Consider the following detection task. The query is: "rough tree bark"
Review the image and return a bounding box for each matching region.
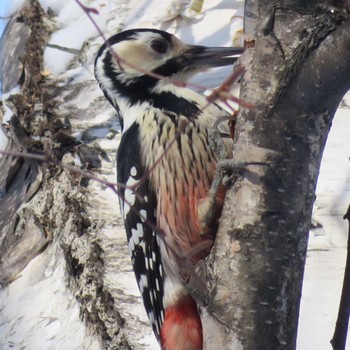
[199,1,350,350]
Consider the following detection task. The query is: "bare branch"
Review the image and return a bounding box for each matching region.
[0,148,161,234]
[331,204,350,350]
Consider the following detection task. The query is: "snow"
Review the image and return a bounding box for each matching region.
[298,107,350,350]
[1,0,25,17]
[39,0,76,13]
[125,0,243,47]
[0,244,100,350]
[315,108,350,216]
[43,0,111,75]
[0,0,349,349]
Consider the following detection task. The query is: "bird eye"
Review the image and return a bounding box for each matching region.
[150,40,168,54]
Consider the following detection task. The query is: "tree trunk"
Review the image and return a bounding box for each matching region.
[0,0,152,349]
[201,2,350,349]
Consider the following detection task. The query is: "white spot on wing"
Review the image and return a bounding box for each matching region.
[130,166,137,176]
[119,197,125,219]
[139,241,146,251]
[140,209,147,222]
[128,236,135,252]
[155,320,160,335]
[124,189,135,214]
[148,311,155,328]
[131,223,143,246]
[149,256,153,270]
[138,274,148,293]
[128,223,144,253]
[123,176,138,215]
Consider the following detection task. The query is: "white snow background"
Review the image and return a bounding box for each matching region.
[0,0,349,349]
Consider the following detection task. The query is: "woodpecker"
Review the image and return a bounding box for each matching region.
[94,28,243,350]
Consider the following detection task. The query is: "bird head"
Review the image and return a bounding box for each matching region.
[95,28,242,79]
[94,28,243,110]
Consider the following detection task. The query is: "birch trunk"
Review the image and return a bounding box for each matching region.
[201,2,350,349]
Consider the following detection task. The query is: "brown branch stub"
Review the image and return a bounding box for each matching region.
[343,204,350,222]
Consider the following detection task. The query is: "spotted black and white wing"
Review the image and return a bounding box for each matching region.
[117,122,165,340]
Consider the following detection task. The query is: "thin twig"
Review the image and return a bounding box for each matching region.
[0,149,122,188]
[331,204,350,350]
[0,148,161,234]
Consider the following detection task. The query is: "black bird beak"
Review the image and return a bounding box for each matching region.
[184,45,244,68]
